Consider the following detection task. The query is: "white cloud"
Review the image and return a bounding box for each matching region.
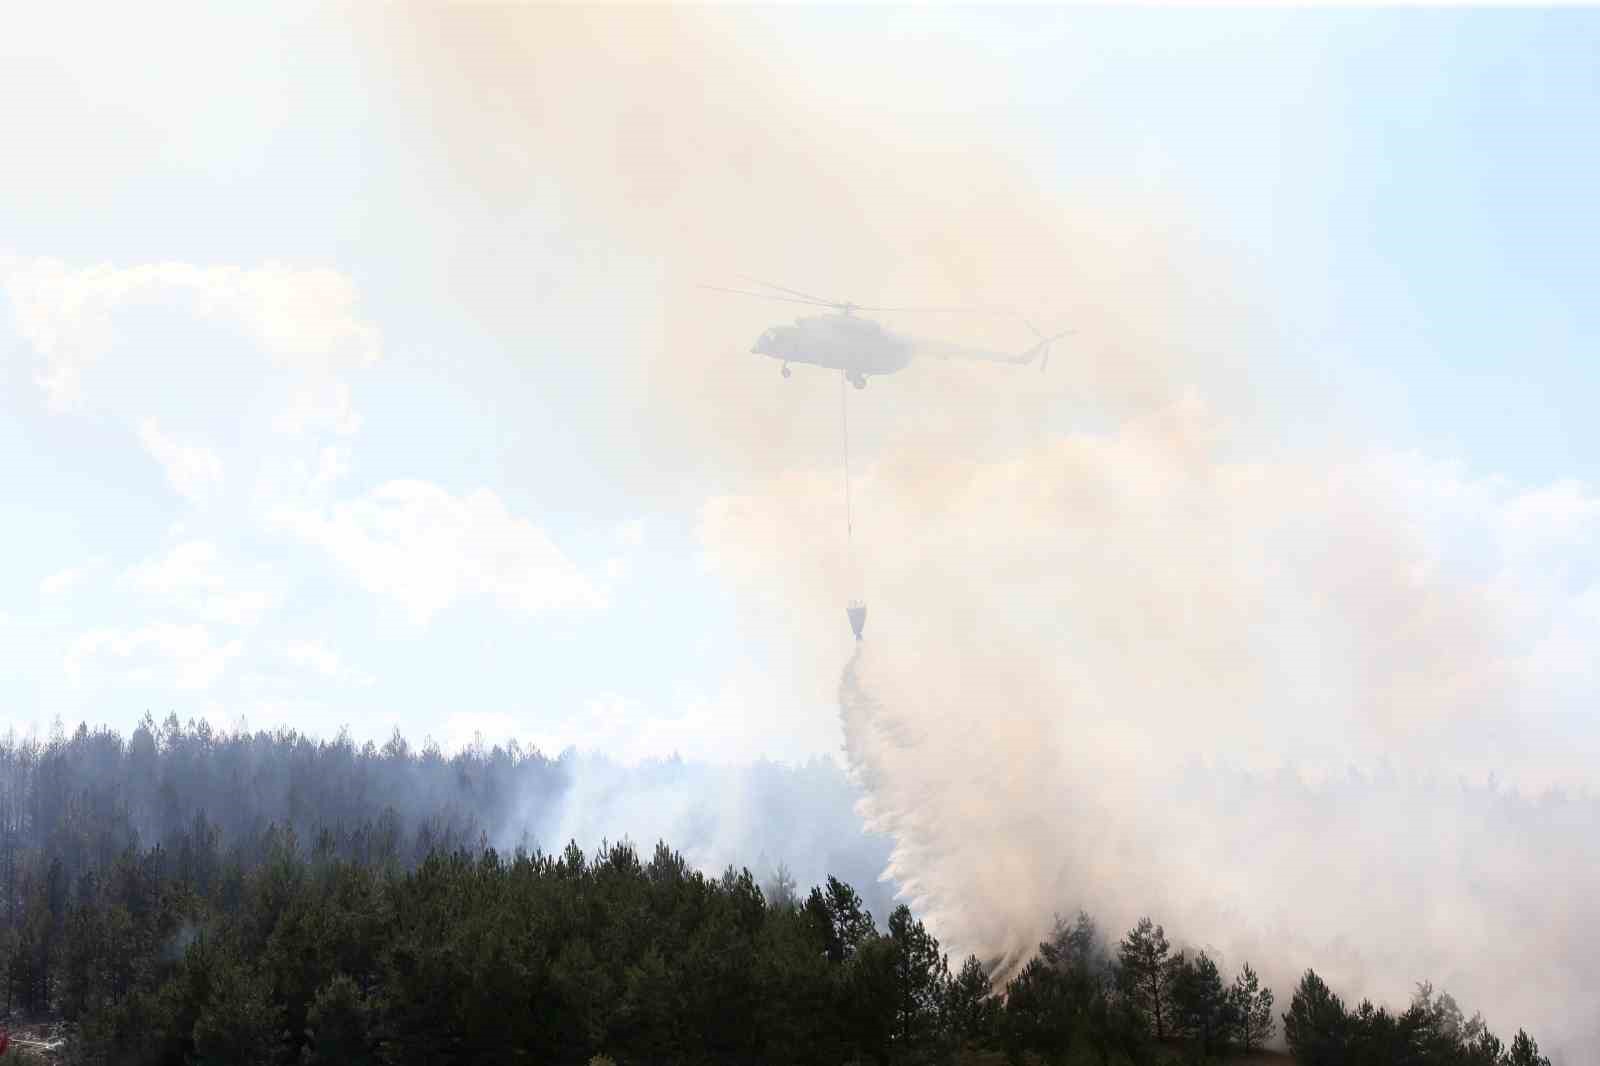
[251,445,356,518]
[485,672,794,766]
[615,518,646,548]
[232,642,376,725]
[274,380,363,438]
[282,639,375,688]
[283,639,340,676]
[451,698,659,762]
[39,558,107,602]
[2,256,380,410]
[441,711,525,755]
[590,690,728,765]
[603,518,647,583]
[124,540,281,625]
[272,479,605,624]
[137,418,225,503]
[311,446,354,491]
[64,622,242,691]
[545,693,660,759]
[1498,477,1600,553]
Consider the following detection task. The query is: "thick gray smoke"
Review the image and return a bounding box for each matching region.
[355,7,1600,1059]
[840,637,1600,1062]
[810,418,1600,1061]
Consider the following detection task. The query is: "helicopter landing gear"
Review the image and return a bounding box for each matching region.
[781,363,791,379]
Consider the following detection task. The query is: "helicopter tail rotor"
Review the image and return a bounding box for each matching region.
[1018,318,1071,372]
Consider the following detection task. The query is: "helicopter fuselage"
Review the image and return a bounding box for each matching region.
[751,313,914,387]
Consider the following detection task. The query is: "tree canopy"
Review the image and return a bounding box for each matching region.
[0,719,1560,1066]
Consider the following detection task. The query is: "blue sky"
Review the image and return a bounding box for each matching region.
[2,6,1596,766]
[915,8,1600,477]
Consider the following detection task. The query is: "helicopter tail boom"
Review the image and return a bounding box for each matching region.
[913,328,1071,368]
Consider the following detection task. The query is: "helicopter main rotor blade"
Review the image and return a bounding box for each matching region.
[713,276,1022,317]
[853,303,990,313]
[733,275,843,307]
[735,277,984,315]
[699,285,836,308]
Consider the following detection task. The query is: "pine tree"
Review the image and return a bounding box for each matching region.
[806,876,875,964]
[764,862,799,911]
[1163,949,1195,1040]
[617,946,678,1061]
[1002,955,1073,1066]
[1117,917,1172,1040]
[191,956,285,1066]
[1507,1029,1552,1066]
[301,974,373,1066]
[1283,969,1348,1066]
[0,717,1569,1066]
[844,932,900,1065]
[1230,962,1275,1052]
[1181,951,1231,1055]
[1465,1028,1506,1066]
[753,905,836,1064]
[887,904,949,1056]
[1040,910,1100,975]
[946,955,996,1048]
[62,902,102,1020]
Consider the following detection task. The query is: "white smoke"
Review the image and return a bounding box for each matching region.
[355,7,1600,1058]
[800,407,1600,1060]
[507,750,899,921]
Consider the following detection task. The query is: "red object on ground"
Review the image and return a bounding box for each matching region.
[0,1027,10,1054]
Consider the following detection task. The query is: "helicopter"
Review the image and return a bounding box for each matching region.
[703,278,1069,389]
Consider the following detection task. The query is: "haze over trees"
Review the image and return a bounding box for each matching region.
[0,712,896,924]
[1282,973,1552,1066]
[0,718,1559,1065]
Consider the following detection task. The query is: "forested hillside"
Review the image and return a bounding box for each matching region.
[0,714,896,924]
[0,719,1558,1065]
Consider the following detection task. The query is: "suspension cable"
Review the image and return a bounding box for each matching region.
[840,369,853,540]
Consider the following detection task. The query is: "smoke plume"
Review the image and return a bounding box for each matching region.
[357,7,1600,1059]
